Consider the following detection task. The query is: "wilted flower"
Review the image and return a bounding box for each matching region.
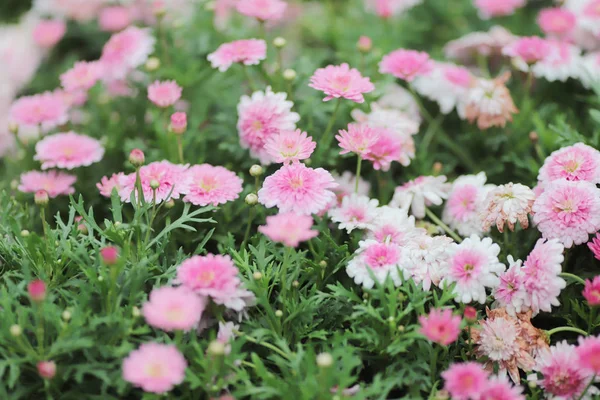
[464,73,518,130]
[391,175,450,219]
[480,183,535,233]
[444,26,517,64]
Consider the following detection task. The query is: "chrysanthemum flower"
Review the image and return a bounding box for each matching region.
[464,73,518,130]
[403,234,453,290]
[208,39,267,72]
[481,183,535,233]
[118,161,188,204]
[363,126,415,170]
[391,175,450,219]
[309,63,375,104]
[100,26,155,81]
[493,257,527,315]
[367,206,425,244]
[237,87,300,164]
[33,20,66,48]
[579,0,600,37]
[142,286,206,332]
[538,143,600,185]
[379,49,433,81]
[502,36,551,66]
[19,170,76,198]
[577,336,600,375]
[346,239,404,289]
[236,0,287,21]
[264,129,316,164]
[443,235,505,304]
[258,212,319,247]
[98,6,131,32]
[258,162,337,215]
[34,132,104,170]
[60,61,103,92]
[531,41,582,82]
[537,8,577,37]
[180,164,243,206]
[147,80,182,108]
[441,362,489,400]
[122,343,187,394]
[10,91,69,130]
[412,62,473,115]
[443,172,493,237]
[474,0,526,19]
[583,276,600,306]
[329,194,379,233]
[418,308,461,346]
[444,26,517,64]
[97,173,124,197]
[532,179,600,248]
[336,123,379,157]
[483,375,525,400]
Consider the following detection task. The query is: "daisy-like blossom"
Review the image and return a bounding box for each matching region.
[346,239,404,289]
[481,375,525,400]
[33,19,66,48]
[100,26,155,81]
[10,91,69,130]
[336,123,379,156]
[481,183,535,233]
[258,212,319,247]
[236,0,287,21]
[474,0,526,19]
[237,87,299,164]
[583,276,600,306]
[379,49,433,81]
[532,41,583,82]
[418,308,462,346]
[34,132,104,170]
[367,206,425,246]
[147,80,182,108]
[207,39,267,72]
[332,171,370,204]
[537,8,577,37]
[464,73,519,130]
[441,362,489,400]
[180,164,243,206]
[537,143,600,186]
[217,321,238,354]
[443,235,505,304]
[364,0,423,18]
[308,63,375,104]
[19,170,76,198]
[532,179,600,248]
[443,172,493,237]
[97,173,124,197]
[412,63,473,115]
[493,257,527,315]
[578,0,600,37]
[142,286,206,332]
[577,336,600,374]
[329,194,379,233]
[122,343,187,394]
[403,234,453,290]
[502,36,551,67]
[60,61,103,92]
[363,126,415,170]
[579,52,600,89]
[391,175,450,219]
[351,103,420,137]
[258,162,337,215]
[264,129,316,164]
[375,83,422,123]
[118,161,188,204]
[444,26,517,64]
[98,6,131,32]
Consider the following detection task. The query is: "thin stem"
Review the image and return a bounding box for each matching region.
[588,307,597,333]
[546,326,588,337]
[429,346,438,385]
[135,168,144,208]
[525,70,534,95]
[176,136,184,164]
[40,207,48,238]
[36,304,45,355]
[157,16,172,66]
[355,157,363,193]
[241,207,255,249]
[425,207,462,243]
[559,272,586,286]
[243,65,258,92]
[320,98,343,154]
[576,374,596,400]
[144,189,158,245]
[238,333,291,360]
[280,246,293,299]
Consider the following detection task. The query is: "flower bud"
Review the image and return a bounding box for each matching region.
[37,361,56,379]
[132,306,141,317]
[434,390,450,400]
[28,279,46,303]
[316,352,333,368]
[357,36,372,52]
[62,310,72,321]
[319,260,327,268]
[253,271,263,280]
[99,246,119,266]
[432,162,443,174]
[397,325,405,332]
[292,280,299,287]
[207,340,226,356]
[10,324,22,337]
[245,193,258,205]
[10,179,18,190]
[165,199,175,209]
[273,37,286,48]
[129,148,145,167]
[145,57,161,71]
[464,306,477,323]
[150,179,160,190]
[275,309,283,317]
[170,112,187,134]
[249,165,264,177]
[529,131,539,143]
[34,190,49,206]
[21,230,30,237]
[283,69,296,81]
[8,121,19,134]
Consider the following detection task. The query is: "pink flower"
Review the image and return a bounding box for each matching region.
[441,362,489,400]
[418,308,461,346]
[336,123,380,156]
[537,8,577,37]
[264,129,316,164]
[443,173,493,237]
[236,0,287,21]
[309,63,375,103]
[493,258,527,315]
[538,143,600,185]
[208,39,267,72]
[346,239,404,288]
[481,375,525,400]
[532,179,600,248]
[98,6,131,32]
[97,173,125,197]
[577,336,600,375]
[100,27,155,81]
[391,175,450,219]
[583,276,600,306]
[502,37,551,65]
[33,20,66,48]
[19,171,76,198]
[474,0,526,19]
[357,36,372,52]
[147,80,182,108]
[10,92,69,130]
[379,49,433,82]
[364,0,423,18]
[34,132,104,170]
[329,194,379,233]
[170,112,187,134]
[100,246,119,265]
[364,127,415,170]
[588,232,600,261]
[118,161,188,204]
[444,26,517,64]
[142,286,206,332]
[28,280,47,302]
[180,164,243,206]
[122,343,187,394]
[37,361,56,379]
[237,87,300,164]
[60,61,103,92]
[258,162,337,215]
[258,212,319,247]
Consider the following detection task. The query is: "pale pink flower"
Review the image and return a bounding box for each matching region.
[464,73,518,130]
[237,87,299,164]
[375,83,422,122]
[60,61,103,92]
[403,234,453,290]
[258,212,318,247]
[363,126,415,170]
[481,375,525,400]
[444,26,517,64]
[441,362,489,400]
[217,321,238,354]
[532,179,600,248]
[33,20,66,48]
[532,40,582,82]
[412,62,473,115]
[34,132,104,170]
[588,232,600,260]
[309,63,375,104]
[37,361,56,379]
[538,143,600,185]
[118,161,188,204]
[19,170,76,198]
[481,183,535,233]
[100,27,155,81]
[329,194,379,233]
[443,172,494,237]
[346,239,404,289]
[142,286,206,332]
[122,343,187,394]
[503,36,551,66]
[579,52,600,89]
[577,336,600,375]
[583,276,600,306]
[367,206,425,246]
[474,0,526,19]
[147,80,182,108]
[418,308,461,346]
[208,39,267,72]
[180,164,242,207]
[258,162,337,215]
[538,8,577,37]
[170,112,187,134]
[236,0,287,21]
[264,129,316,164]
[28,280,47,302]
[352,103,420,137]
[579,0,600,37]
[493,257,527,315]
[379,49,433,81]
[336,123,379,156]
[98,6,131,32]
[364,0,423,18]
[10,91,69,130]
[391,175,450,219]
[357,36,372,52]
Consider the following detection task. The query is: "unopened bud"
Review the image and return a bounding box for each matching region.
[387,316,394,323]
[8,122,19,134]
[98,276,104,282]
[275,309,283,317]
[319,260,327,268]
[61,310,72,321]
[100,246,119,266]
[207,340,226,356]
[170,112,187,134]
[529,131,539,143]
[10,324,22,337]
[34,190,49,206]
[397,325,405,332]
[150,179,160,190]
[165,199,175,209]
[21,230,30,237]
[434,390,450,400]
[253,271,263,280]
[132,306,141,317]
[316,352,333,368]
[357,36,372,52]
[10,179,18,190]
[28,279,46,302]
[292,280,299,287]
[245,193,258,205]
[129,148,145,167]
[37,361,56,380]
[464,306,477,323]
[249,165,263,177]
[283,69,296,81]
[273,37,286,48]
[432,162,443,174]
[145,57,160,71]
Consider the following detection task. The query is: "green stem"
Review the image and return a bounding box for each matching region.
[243,65,258,92]
[176,135,184,164]
[36,304,45,355]
[135,168,144,208]
[320,98,343,155]
[280,247,292,299]
[40,207,48,238]
[144,189,158,245]
[589,307,597,333]
[355,157,363,194]
[241,207,255,249]
[559,272,586,286]
[429,346,438,386]
[239,333,291,360]
[425,207,462,243]
[576,374,596,400]
[546,326,588,337]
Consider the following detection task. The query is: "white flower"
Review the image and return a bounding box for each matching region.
[403,234,454,290]
[481,183,535,233]
[329,194,379,233]
[366,206,426,245]
[391,175,450,219]
[351,103,419,137]
[578,52,600,89]
[532,41,583,82]
[412,62,472,115]
[492,256,528,315]
[346,240,405,289]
